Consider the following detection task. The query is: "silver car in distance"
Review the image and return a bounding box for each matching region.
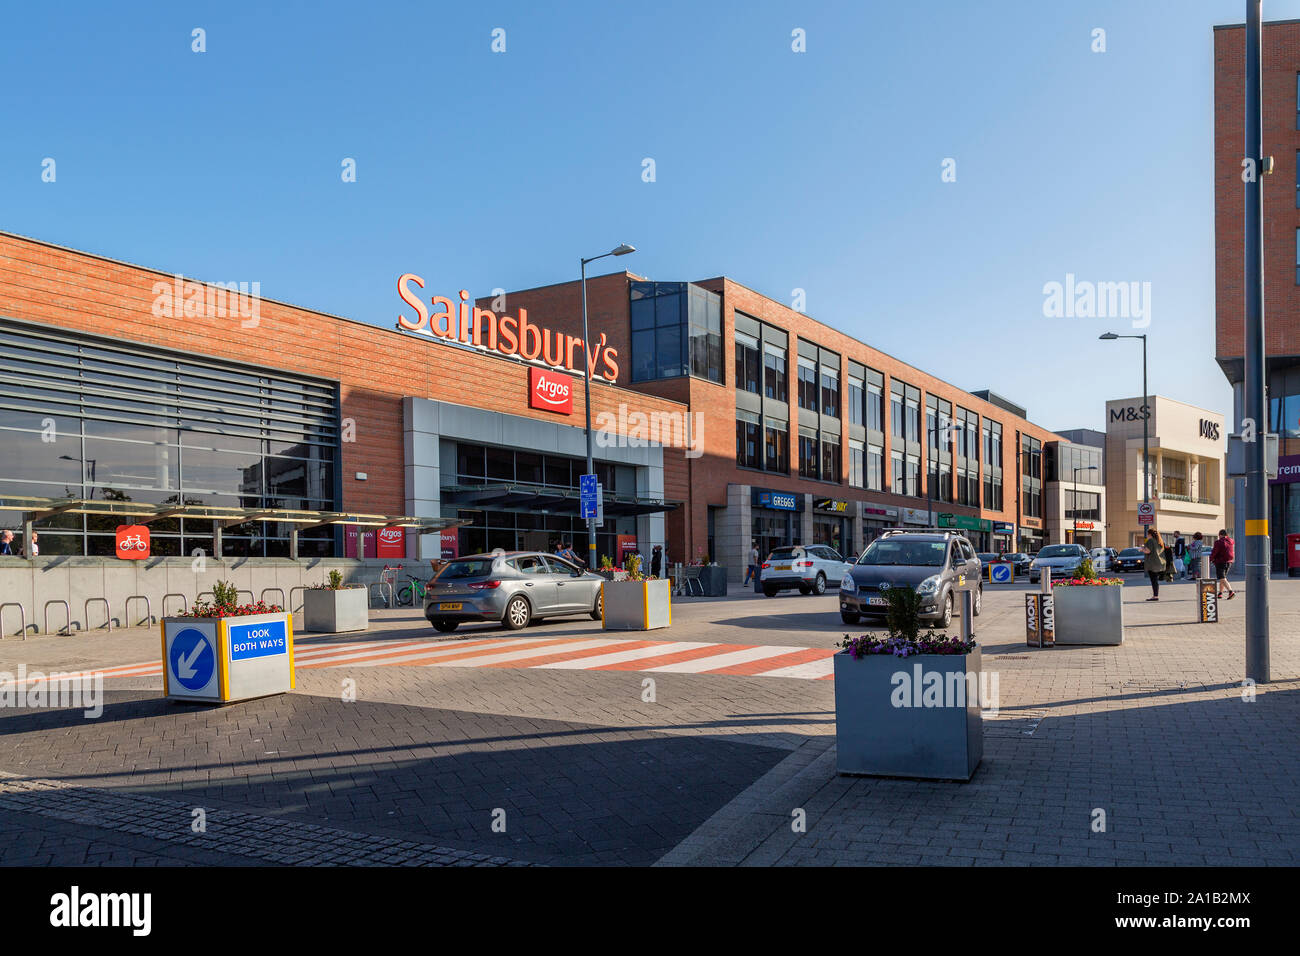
[424,551,606,633]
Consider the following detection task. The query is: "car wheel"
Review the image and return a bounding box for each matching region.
[764,586,778,597]
[590,590,603,621]
[840,611,860,625]
[502,595,531,630]
[973,586,982,617]
[937,593,953,629]
[812,573,826,595]
[432,619,458,633]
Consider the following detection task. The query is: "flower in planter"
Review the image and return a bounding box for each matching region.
[1054,577,1123,587]
[839,633,976,659]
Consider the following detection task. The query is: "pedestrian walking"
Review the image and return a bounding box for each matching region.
[1141,527,1166,601]
[1188,531,1206,579]
[1161,541,1175,582]
[1210,528,1236,600]
[1173,531,1186,578]
[743,540,760,586]
[650,544,662,578]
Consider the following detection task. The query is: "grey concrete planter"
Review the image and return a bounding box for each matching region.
[601,579,671,630]
[833,646,983,781]
[1053,584,1124,645]
[302,587,369,633]
[698,566,728,596]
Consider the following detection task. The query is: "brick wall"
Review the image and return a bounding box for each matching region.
[1214,20,1300,375]
[0,233,690,520]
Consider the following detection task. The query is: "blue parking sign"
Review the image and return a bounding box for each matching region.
[580,473,598,519]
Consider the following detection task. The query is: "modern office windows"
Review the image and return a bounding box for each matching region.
[891,450,904,495]
[821,365,839,419]
[891,383,905,438]
[736,411,761,469]
[847,375,864,426]
[797,357,819,412]
[764,343,788,402]
[867,379,884,432]
[849,440,864,487]
[798,428,820,479]
[905,396,920,444]
[688,285,723,382]
[821,433,841,483]
[764,418,789,474]
[735,331,761,394]
[630,281,720,382]
[906,455,921,498]
[867,445,883,491]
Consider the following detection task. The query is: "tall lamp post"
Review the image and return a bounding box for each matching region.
[580,243,636,569]
[1099,332,1150,515]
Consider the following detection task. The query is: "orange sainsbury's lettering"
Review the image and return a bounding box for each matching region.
[395,273,619,382]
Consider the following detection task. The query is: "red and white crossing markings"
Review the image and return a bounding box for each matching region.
[12,636,839,686]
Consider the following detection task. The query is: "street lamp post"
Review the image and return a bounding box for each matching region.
[580,243,636,569]
[1099,332,1150,509]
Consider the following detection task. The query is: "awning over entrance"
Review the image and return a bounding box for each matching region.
[440,483,680,517]
[0,495,459,559]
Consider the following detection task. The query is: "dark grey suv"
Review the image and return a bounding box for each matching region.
[838,530,983,628]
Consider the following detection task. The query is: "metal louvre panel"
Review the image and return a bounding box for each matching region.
[0,322,338,443]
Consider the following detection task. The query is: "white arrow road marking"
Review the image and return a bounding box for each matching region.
[177,638,207,679]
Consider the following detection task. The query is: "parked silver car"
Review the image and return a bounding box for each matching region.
[761,544,852,596]
[424,551,605,633]
[1028,543,1088,583]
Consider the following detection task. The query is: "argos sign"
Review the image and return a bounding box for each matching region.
[376,526,405,559]
[396,274,620,383]
[530,368,573,414]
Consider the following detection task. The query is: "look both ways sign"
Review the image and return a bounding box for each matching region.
[161,613,294,704]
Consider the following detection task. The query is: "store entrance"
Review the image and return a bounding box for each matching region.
[813,515,849,560]
[752,511,794,563]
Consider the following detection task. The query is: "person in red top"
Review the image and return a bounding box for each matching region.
[1209,528,1236,600]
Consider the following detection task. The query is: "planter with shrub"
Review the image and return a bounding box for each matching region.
[833,586,983,781]
[1052,560,1124,645]
[302,569,369,633]
[601,555,671,630]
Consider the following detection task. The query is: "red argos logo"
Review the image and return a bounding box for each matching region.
[529,367,573,415]
[376,526,405,559]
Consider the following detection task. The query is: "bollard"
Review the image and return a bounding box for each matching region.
[959,588,975,643]
[1200,554,1211,581]
[1041,571,1053,594]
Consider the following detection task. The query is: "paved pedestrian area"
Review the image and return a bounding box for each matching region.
[1,575,1297,866]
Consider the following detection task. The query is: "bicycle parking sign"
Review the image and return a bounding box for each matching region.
[115,524,151,559]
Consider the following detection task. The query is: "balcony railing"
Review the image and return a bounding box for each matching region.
[1157,493,1217,506]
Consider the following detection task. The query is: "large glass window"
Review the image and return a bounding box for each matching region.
[891,450,904,494]
[821,434,841,483]
[797,357,819,412]
[735,331,760,394]
[821,365,839,419]
[764,418,789,474]
[0,322,340,557]
[867,445,883,491]
[799,428,820,479]
[847,376,864,426]
[764,344,788,402]
[867,381,884,432]
[736,412,761,469]
[629,281,700,381]
[890,384,905,439]
[849,440,864,487]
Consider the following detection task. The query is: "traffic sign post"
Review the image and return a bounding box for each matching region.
[162,612,295,704]
[595,481,604,529]
[580,474,598,520]
[989,561,1013,584]
[1138,502,1154,526]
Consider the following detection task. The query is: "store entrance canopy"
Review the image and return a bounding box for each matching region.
[0,495,459,559]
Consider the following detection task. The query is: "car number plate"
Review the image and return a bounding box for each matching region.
[867,597,889,606]
[437,603,462,611]
[774,564,791,572]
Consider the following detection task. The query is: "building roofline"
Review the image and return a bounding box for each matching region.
[1212,17,1300,30]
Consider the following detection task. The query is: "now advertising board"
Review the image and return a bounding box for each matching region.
[1025,592,1055,647]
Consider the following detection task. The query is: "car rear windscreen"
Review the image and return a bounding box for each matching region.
[440,559,495,578]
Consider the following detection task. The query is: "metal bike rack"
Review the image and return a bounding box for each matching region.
[236,589,255,604]
[288,586,308,615]
[44,599,71,636]
[0,603,27,640]
[368,582,393,609]
[197,591,214,603]
[261,587,286,608]
[124,594,153,627]
[161,593,188,617]
[85,597,112,632]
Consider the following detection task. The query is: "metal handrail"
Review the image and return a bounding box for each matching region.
[261,587,286,608]
[236,589,254,604]
[161,593,188,617]
[0,603,26,640]
[288,586,308,615]
[85,597,112,632]
[44,599,71,635]
[197,591,214,603]
[124,594,153,627]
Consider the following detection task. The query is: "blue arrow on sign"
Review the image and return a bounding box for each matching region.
[170,627,215,691]
[991,563,1013,584]
[579,473,598,519]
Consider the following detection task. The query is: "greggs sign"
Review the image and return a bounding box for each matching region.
[396,274,620,382]
[530,367,573,414]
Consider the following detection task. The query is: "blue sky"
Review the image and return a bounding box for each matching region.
[3,0,1294,432]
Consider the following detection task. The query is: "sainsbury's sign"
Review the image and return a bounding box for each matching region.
[396,274,620,382]
[530,367,573,415]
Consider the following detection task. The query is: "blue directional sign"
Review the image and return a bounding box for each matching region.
[228,618,289,661]
[169,627,215,691]
[579,473,598,519]
[990,562,1013,584]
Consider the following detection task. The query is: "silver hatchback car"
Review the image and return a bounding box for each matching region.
[424,551,606,633]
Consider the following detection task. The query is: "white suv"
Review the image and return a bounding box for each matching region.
[761,545,852,597]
